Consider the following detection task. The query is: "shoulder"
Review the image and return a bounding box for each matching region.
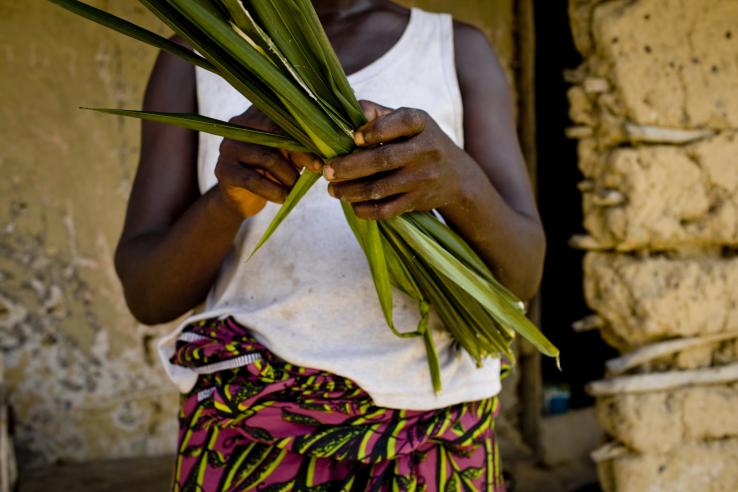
[150,34,194,79]
[143,35,196,112]
[452,19,488,48]
[452,21,509,98]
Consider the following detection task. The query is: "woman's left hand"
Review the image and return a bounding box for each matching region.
[324,100,477,220]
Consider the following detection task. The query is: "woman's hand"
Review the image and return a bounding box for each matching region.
[216,107,321,218]
[324,100,479,220]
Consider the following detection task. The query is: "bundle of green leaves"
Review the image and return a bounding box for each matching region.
[51,0,559,392]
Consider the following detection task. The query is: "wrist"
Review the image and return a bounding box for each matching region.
[440,154,486,218]
[208,185,247,228]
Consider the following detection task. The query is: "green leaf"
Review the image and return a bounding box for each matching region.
[381,234,423,299]
[218,0,257,37]
[84,108,310,152]
[406,212,523,312]
[47,0,216,72]
[343,205,439,389]
[249,0,364,130]
[381,225,467,333]
[250,170,321,257]
[388,217,560,364]
[286,0,367,128]
[364,219,398,336]
[221,0,319,98]
[422,317,442,394]
[436,275,515,362]
[340,200,369,251]
[139,0,316,153]
[167,0,354,157]
[240,1,358,140]
[340,204,420,339]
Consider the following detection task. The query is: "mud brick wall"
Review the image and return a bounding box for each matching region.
[568,1,738,491]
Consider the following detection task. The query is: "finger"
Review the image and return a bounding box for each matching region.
[354,107,427,147]
[232,166,289,203]
[217,160,289,203]
[352,193,417,221]
[222,140,299,187]
[228,108,323,172]
[358,100,394,123]
[228,106,277,133]
[329,169,418,203]
[324,139,421,181]
[285,150,323,173]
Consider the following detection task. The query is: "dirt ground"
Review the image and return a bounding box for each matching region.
[17,456,174,492]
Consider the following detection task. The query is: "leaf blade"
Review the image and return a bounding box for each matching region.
[85,108,310,152]
[388,217,559,362]
[250,171,321,257]
[167,0,354,157]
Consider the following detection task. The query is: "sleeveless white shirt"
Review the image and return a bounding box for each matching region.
[157,8,501,410]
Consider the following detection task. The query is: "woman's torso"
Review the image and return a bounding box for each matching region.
[158,7,501,410]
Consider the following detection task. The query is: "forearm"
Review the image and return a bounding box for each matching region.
[115,186,244,324]
[439,159,545,301]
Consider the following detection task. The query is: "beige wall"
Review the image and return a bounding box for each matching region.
[0,1,518,467]
[1,2,180,467]
[397,0,515,72]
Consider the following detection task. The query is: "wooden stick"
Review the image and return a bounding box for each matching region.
[569,234,608,251]
[0,396,11,492]
[590,442,631,463]
[572,314,605,333]
[590,189,626,207]
[587,362,738,396]
[625,123,714,144]
[606,331,738,375]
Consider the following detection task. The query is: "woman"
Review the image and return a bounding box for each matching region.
[116,0,545,490]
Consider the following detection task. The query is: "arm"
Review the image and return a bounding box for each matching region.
[115,43,301,325]
[323,24,545,300]
[443,22,545,300]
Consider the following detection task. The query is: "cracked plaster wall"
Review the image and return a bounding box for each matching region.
[568,0,738,490]
[0,2,182,468]
[1,0,521,470]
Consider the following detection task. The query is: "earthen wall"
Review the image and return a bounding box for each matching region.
[568,1,738,490]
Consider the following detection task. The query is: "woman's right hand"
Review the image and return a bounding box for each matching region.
[215,106,321,218]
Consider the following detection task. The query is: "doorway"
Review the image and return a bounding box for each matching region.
[535,0,617,413]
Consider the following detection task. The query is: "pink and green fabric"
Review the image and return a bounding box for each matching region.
[171,317,506,491]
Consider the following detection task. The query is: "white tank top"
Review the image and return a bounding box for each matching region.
[157,8,501,410]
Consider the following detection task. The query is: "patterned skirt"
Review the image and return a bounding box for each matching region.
[171,317,506,491]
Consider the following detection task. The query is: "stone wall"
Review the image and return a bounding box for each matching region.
[568,1,738,491]
[0,0,519,469]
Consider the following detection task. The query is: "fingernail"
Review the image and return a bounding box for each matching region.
[323,165,335,180]
[354,131,365,146]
